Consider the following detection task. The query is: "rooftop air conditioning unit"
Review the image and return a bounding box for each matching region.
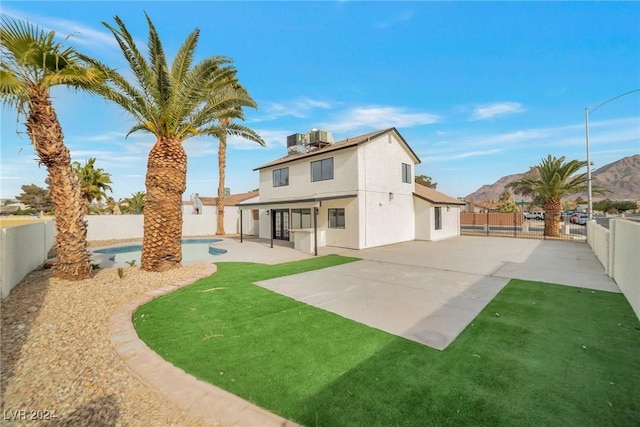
[309,130,329,144]
[287,133,306,148]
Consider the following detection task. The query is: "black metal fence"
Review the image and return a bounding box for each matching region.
[460,212,587,241]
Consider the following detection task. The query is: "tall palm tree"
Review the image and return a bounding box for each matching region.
[72,157,113,214]
[90,14,264,271]
[0,17,104,279]
[215,76,263,235]
[507,155,604,237]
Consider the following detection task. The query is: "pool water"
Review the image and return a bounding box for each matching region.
[93,238,226,266]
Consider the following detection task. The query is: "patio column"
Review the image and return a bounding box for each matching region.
[240,209,243,243]
[314,207,318,256]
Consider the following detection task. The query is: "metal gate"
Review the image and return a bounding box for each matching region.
[460,212,586,241]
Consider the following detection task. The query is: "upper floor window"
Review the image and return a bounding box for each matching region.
[311,158,334,182]
[273,167,289,187]
[402,163,412,183]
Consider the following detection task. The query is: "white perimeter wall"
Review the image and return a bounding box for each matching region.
[87,208,254,241]
[1,221,56,298]
[587,219,640,321]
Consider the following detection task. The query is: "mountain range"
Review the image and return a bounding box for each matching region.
[465,154,640,202]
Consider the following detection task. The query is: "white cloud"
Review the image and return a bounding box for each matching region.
[421,116,639,165]
[470,102,525,121]
[1,7,116,50]
[253,98,333,122]
[424,148,503,162]
[323,106,441,133]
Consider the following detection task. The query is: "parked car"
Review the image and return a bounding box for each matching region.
[524,211,545,220]
[570,213,581,223]
[576,214,589,225]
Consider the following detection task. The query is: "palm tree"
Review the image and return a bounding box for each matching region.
[0,17,104,279]
[72,157,113,214]
[89,14,264,271]
[507,155,604,237]
[120,191,145,215]
[215,76,263,235]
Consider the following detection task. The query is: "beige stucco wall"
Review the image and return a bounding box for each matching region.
[259,146,359,202]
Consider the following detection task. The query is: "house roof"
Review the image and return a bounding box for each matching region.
[183,191,259,206]
[254,127,421,171]
[413,184,465,205]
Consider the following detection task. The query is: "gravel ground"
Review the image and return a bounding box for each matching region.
[1,257,218,427]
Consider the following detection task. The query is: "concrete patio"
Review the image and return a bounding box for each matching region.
[256,236,619,350]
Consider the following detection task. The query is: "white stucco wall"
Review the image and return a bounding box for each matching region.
[431,206,461,241]
[414,200,461,241]
[86,215,145,240]
[85,213,246,241]
[611,219,640,320]
[414,199,431,240]
[356,133,416,248]
[1,221,56,298]
[586,220,610,273]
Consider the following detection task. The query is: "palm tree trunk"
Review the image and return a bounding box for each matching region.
[141,137,186,271]
[544,198,562,237]
[25,87,92,280]
[216,128,228,236]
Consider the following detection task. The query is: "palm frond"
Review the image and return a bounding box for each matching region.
[196,121,264,146]
[508,155,594,202]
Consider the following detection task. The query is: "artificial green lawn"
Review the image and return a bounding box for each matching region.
[134,255,640,426]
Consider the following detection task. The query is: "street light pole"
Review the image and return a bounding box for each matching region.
[584,89,640,221]
[584,107,593,220]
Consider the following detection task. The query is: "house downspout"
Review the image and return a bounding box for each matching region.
[240,209,243,243]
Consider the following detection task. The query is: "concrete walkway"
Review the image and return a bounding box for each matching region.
[109,235,618,426]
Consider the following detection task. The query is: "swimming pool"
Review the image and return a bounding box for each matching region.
[92,238,227,267]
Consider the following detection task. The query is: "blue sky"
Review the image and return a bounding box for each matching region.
[1,1,639,202]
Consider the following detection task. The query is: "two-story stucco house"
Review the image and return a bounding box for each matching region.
[238,127,464,254]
